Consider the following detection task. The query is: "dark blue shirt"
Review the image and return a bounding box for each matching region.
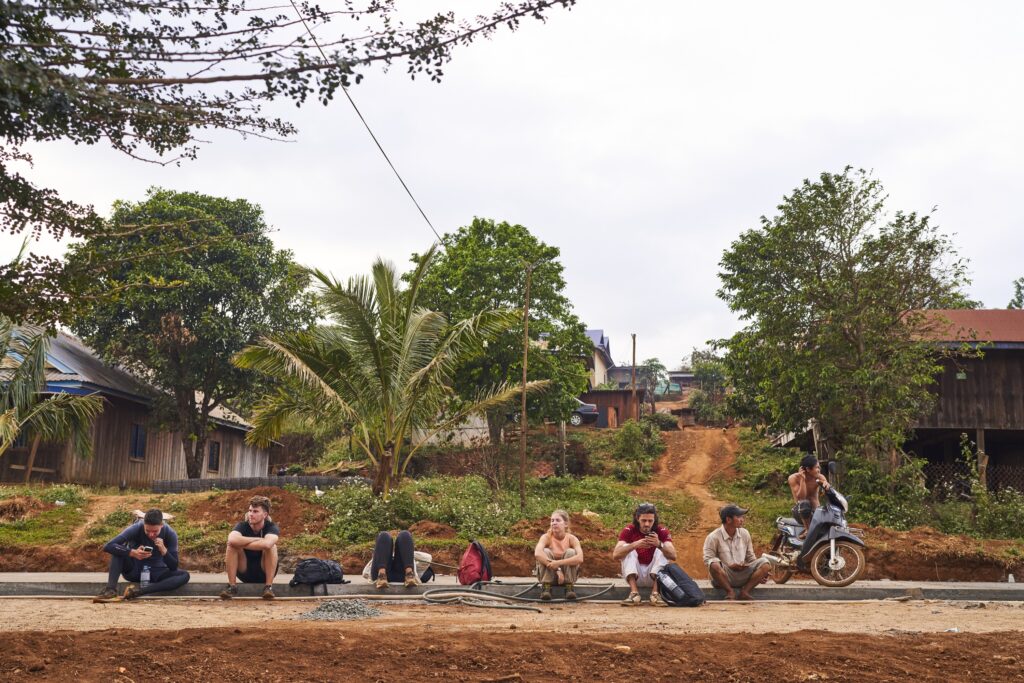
[103,522,179,572]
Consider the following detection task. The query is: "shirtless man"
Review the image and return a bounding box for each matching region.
[534,509,584,600]
[788,455,831,536]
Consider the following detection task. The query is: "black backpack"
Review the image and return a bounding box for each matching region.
[289,558,349,595]
[656,563,705,607]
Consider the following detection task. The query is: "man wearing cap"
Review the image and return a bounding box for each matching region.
[703,504,771,600]
[612,502,677,606]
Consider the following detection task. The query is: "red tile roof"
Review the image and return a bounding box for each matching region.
[916,309,1024,343]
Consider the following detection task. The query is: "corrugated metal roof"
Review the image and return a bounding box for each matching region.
[917,309,1024,343]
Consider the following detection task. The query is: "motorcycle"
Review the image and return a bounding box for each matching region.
[763,483,866,587]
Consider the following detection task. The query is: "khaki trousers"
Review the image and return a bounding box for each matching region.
[537,548,579,584]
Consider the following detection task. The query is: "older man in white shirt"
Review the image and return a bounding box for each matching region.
[702,504,771,600]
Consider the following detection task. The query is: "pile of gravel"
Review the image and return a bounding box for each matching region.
[297,599,383,622]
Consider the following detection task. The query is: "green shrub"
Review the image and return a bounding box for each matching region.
[690,389,728,425]
[87,508,137,540]
[611,419,664,483]
[642,412,678,431]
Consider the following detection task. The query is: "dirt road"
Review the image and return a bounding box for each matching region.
[2,599,1023,681]
[649,426,738,569]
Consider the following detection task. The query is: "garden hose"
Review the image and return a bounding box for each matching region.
[421,580,617,612]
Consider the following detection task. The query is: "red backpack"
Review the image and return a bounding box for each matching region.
[457,540,493,585]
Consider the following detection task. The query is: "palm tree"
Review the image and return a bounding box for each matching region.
[234,247,547,495]
[0,318,105,476]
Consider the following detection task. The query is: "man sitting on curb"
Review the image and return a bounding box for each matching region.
[612,502,677,606]
[703,504,771,600]
[220,495,279,600]
[94,508,190,602]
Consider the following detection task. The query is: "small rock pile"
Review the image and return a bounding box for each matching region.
[298,599,383,622]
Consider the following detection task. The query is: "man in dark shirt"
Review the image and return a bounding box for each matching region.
[94,508,190,602]
[612,502,678,606]
[220,495,280,600]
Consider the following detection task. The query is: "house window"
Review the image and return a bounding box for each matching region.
[129,424,147,460]
[208,441,221,472]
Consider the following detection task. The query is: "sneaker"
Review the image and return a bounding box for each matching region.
[375,575,389,591]
[262,585,275,600]
[219,584,238,600]
[403,572,418,589]
[649,592,668,607]
[620,591,641,606]
[122,584,142,601]
[540,587,552,601]
[93,587,120,603]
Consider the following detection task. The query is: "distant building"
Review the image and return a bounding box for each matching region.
[585,329,615,389]
[2,333,272,486]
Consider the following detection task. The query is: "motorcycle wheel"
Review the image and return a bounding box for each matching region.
[770,566,794,584]
[809,541,865,587]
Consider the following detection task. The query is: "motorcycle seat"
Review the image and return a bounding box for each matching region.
[779,518,802,528]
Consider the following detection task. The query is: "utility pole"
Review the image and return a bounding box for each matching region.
[631,333,637,421]
[519,261,538,513]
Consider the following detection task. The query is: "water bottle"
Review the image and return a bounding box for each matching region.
[657,571,682,604]
[141,564,150,589]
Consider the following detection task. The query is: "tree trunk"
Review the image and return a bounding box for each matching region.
[486,411,504,447]
[183,434,207,479]
[372,446,394,497]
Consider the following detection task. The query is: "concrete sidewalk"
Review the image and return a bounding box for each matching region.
[0,573,1022,601]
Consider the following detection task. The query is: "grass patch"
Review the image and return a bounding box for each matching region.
[86,508,137,541]
[319,475,702,545]
[0,484,88,507]
[0,504,86,546]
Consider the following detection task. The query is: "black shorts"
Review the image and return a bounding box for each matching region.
[238,550,277,584]
[792,500,813,522]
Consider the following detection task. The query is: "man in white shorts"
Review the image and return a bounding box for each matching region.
[612,503,678,606]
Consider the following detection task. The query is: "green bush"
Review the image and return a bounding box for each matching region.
[641,412,678,431]
[690,389,728,425]
[611,419,664,483]
[87,508,137,540]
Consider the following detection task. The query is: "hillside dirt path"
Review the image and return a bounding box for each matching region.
[644,425,739,571]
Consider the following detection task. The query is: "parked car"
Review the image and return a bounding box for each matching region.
[570,398,599,426]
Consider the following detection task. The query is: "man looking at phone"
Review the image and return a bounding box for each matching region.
[788,455,831,536]
[94,508,190,602]
[612,502,677,606]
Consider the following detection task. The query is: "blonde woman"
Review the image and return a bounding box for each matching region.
[534,509,584,600]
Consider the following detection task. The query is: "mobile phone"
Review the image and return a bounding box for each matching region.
[140,545,153,552]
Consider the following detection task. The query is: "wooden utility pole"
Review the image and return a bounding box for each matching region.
[519,263,536,513]
[630,333,637,421]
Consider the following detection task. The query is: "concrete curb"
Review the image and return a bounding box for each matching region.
[0,574,1021,601]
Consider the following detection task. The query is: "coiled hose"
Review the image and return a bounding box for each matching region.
[421,580,617,612]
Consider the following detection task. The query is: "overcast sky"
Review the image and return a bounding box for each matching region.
[6,0,1024,369]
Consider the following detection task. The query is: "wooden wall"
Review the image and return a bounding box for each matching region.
[580,390,644,428]
[53,396,269,487]
[916,350,1024,431]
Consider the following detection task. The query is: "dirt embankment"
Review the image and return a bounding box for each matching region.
[2,623,1022,682]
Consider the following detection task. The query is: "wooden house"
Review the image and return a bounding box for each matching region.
[1,333,271,486]
[905,309,1024,491]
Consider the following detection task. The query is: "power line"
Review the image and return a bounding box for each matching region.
[289,1,442,243]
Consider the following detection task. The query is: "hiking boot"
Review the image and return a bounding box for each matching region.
[93,587,120,604]
[649,592,668,607]
[262,585,275,600]
[219,584,238,600]
[540,587,552,601]
[565,584,577,601]
[375,575,389,590]
[403,572,418,589]
[122,584,142,601]
[621,591,641,606]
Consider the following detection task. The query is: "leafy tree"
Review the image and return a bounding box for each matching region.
[411,218,591,445]
[611,419,664,483]
[0,318,103,461]
[687,347,729,425]
[0,0,575,323]
[636,357,667,411]
[234,246,545,496]
[65,189,314,478]
[717,168,975,465]
[1009,278,1024,309]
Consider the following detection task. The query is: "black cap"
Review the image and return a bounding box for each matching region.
[719,504,749,523]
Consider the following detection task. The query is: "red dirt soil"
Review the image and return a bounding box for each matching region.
[187,486,330,535]
[859,525,1024,581]
[2,626,1022,682]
